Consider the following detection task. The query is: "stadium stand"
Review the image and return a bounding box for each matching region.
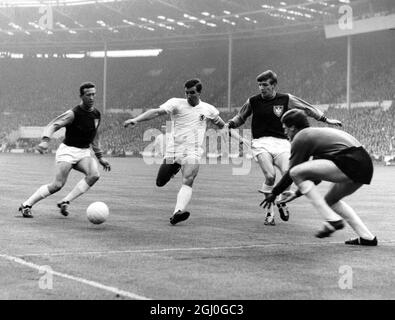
[1,31,394,159]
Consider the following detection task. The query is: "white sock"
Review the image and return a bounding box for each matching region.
[262,191,275,215]
[174,185,193,214]
[260,183,273,193]
[270,205,275,217]
[62,179,90,203]
[300,181,342,221]
[24,185,51,207]
[331,201,375,240]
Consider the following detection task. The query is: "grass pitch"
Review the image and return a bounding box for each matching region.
[0,153,394,300]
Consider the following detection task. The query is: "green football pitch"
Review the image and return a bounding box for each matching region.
[0,154,394,300]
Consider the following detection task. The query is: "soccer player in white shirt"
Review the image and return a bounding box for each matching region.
[124,79,226,225]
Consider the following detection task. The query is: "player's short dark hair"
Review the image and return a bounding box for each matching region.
[79,82,96,96]
[184,79,202,93]
[256,70,277,85]
[281,109,310,129]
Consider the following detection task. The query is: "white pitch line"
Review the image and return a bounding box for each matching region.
[15,239,395,258]
[0,253,150,300]
[16,242,339,257]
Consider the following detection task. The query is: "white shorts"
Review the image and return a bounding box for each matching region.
[165,148,202,165]
[56,143,92,164]
[251,136,290,160]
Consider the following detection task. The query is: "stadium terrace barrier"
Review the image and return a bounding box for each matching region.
[384,155,395,166]
[10,149,24,153]
[108,101,392,116]
[18,126,65,139]
[107,108,143,116]
[382,100,393,110]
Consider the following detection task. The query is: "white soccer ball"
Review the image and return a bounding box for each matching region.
[86,201,109,225]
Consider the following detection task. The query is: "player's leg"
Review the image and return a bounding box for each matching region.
[256,151,276,193]
[57,156,100,216]
[289,159,347,236]
[169,162,199,225]
[274,152,292,221]
[325,182,376,244]
[19,161,73,217]
[256,151,276,225]
[156,158,181,187]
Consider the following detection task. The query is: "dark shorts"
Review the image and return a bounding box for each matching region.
[323,146,374,184]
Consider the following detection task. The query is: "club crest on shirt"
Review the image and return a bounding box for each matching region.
[94,119,100,128]
[273,105,284,117]
[199,114,206,121]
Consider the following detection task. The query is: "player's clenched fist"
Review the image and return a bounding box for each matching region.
[123,119,136,128]
[36,140,49,154]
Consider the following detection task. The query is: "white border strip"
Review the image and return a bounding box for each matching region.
[0,253,150,300]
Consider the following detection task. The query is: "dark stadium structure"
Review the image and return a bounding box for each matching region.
[0,0,393,47]
[1,0,394,158]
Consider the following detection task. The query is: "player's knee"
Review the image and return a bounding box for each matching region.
[278,165,289,175]
[325,197,337,207]
[264,174,276,186]
[289,166,302,182]
[182,176,195,187]
[87,173,100,185]
[325,194,341,207]
[50,181,65,192]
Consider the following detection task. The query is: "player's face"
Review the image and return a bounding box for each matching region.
[185,86,200,106]
[258,80,276,98]
[81,87,96,108]
[283,123,296,141]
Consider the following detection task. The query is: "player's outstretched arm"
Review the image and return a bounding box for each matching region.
[36,110,74,154]
[226,100,252,129]
[323,117,342,126]
[288,94,342,127]
[260,193,277,209]
[36,138,50,154]
[277,191,300,205]
[212,116,226,129]
[91,133,111,171]
[98,158,111,171]
[123,108,167,127]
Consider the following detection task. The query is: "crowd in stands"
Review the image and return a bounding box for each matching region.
[324,106,395,158]
[1,30,393,159]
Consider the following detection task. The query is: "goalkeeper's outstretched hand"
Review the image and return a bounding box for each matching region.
[277,191,299,205]
[259,193,277,209]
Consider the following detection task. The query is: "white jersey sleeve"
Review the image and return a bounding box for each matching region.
[159,98,179,115]
[204,103,220,120]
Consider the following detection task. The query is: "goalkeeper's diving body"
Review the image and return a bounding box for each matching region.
[261,109,377,246]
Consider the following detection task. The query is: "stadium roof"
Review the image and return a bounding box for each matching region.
[0,0,392,49]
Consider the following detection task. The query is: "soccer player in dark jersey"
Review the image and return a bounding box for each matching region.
[261,109,377,246]
[226,70,342,226]
[19,82,111,218]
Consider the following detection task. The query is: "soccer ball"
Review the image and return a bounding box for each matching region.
[86,201,109,225]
